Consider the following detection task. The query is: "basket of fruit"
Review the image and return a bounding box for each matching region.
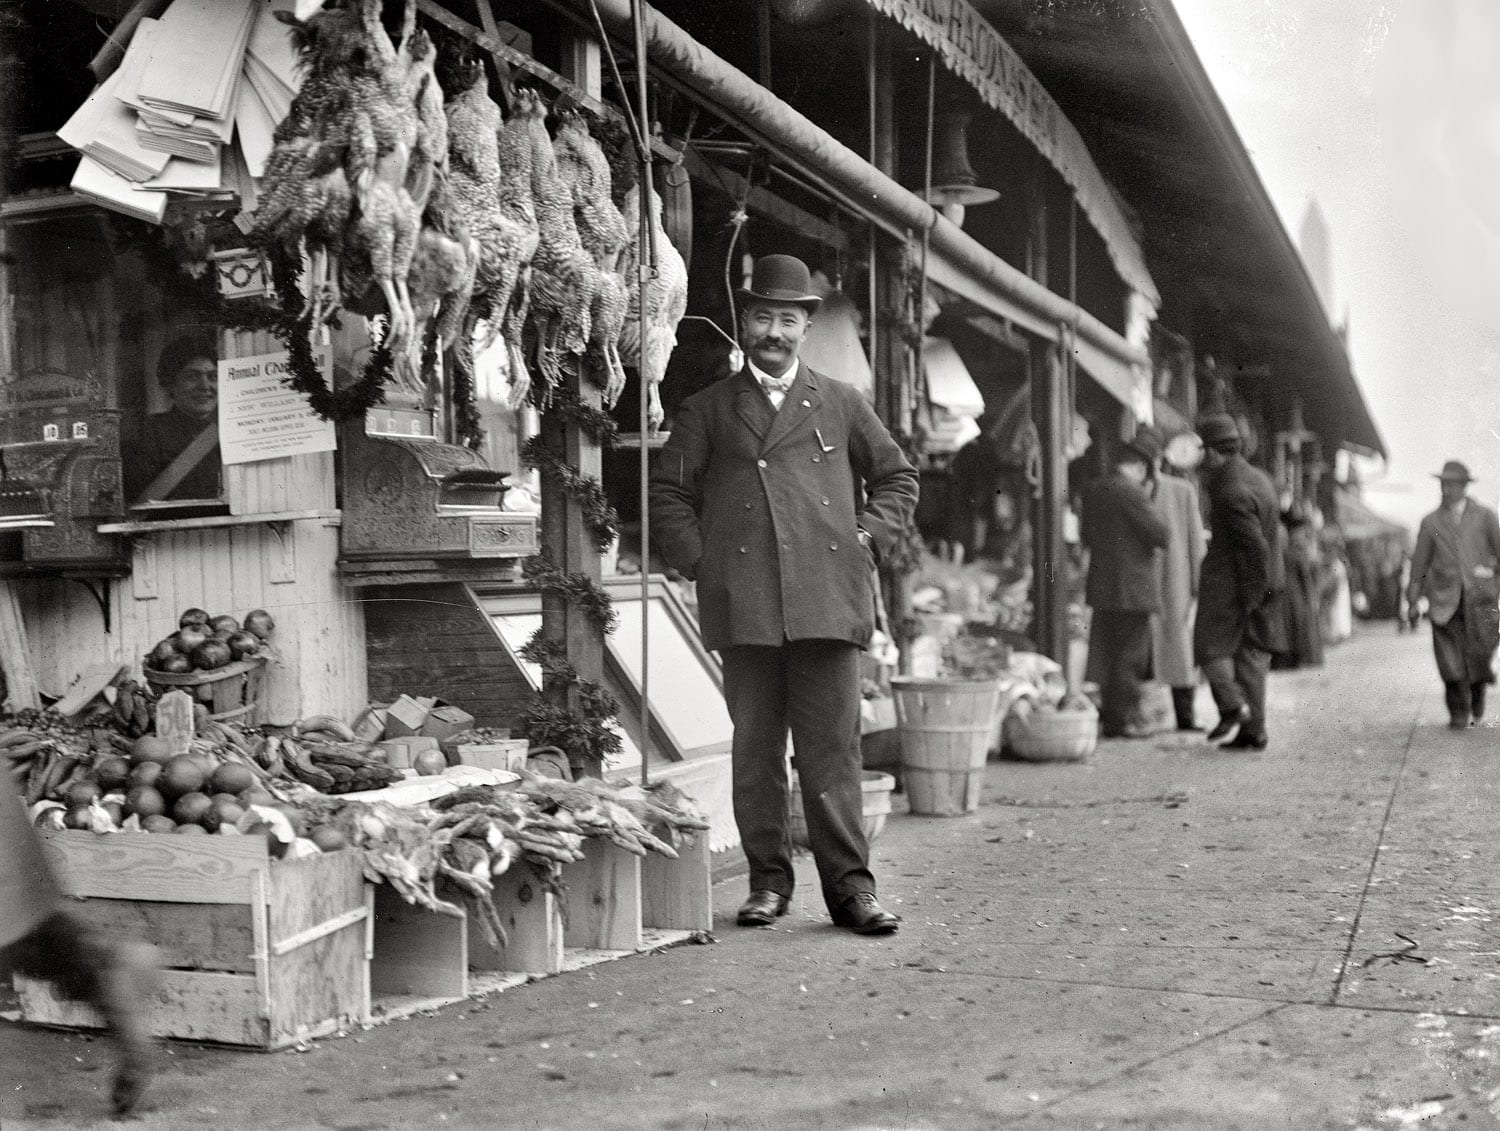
[142,606,275,723]
[1003,692,1098,762]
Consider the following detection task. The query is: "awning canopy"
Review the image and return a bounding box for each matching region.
[1335,488,1409,544]
[970,0,1385,457]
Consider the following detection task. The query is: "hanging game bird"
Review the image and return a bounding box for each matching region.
[619,183,689,431]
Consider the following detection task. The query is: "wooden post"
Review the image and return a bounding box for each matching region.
[0,581,41,709]
[539,31,607,779]
[1027,187,1067,662]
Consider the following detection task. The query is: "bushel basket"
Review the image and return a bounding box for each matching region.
[144,656,267,724]
[1004,705,1097,762]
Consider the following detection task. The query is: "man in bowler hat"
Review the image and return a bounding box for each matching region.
[650,254,917,934]
[1406,460,1500,727]
[1193,413,1286,749]
[1081,429,1171,737]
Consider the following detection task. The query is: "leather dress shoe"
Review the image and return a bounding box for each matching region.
[830,892,900,935]
[1450,714,1472,730]
[1219,732,1268,751]
[736,889,790,927]
[1206,705,1250,744]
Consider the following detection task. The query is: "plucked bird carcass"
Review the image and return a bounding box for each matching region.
[522,90,600,403]
[619,183,689,431]
[552,103,630,407]
[439,46,539,411]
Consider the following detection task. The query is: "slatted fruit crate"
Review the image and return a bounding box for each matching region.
[13,830,370,1049]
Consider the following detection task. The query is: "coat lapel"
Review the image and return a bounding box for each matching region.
[733,368,775,440]
[759,362,820,455]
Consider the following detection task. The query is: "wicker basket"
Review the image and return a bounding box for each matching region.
[1004,706,1097,762]
[143,657,267,724]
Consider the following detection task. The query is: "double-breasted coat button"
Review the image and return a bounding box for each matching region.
[756,458,767,467]
[744,502,752,510]
[820,496,829,505]
[812,456,820,463]
[738,546,748,554]
[829,541,839,550]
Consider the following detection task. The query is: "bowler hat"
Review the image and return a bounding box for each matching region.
[1435,459,1474,482]
[737,254,822,313]
[1124,425,1162,464]
[1196,413,1241,448]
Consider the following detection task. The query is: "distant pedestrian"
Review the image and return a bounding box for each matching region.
[1081,430,1170,738]
[1404,460,1500,728]
[1141,425,1208,731]
[0,786,155,1114]
[650,253,918,935]
[1193,414,1286,750]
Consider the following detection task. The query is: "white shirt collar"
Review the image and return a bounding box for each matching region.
[748,358,798,386]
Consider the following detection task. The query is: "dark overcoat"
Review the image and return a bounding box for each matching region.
[1407,498,1500,627]
[1080,471,1170,612]
[649,363,918,653]
[1,785,60,948]
[1194,453,1288,661]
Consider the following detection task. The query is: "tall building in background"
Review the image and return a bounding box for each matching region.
[1299,197,1335,321]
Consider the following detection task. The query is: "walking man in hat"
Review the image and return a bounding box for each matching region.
[650,254,918,935]
[1081,429,1171,737]
[1193,413,1286,749]
[1405,460,1500,727]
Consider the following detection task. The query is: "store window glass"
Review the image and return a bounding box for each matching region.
[1,213,225,515]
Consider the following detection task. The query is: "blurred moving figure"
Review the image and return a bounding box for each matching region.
[1140,425,1207,731]
[1405,460,1500,728]
[0,787,155,1114]
[1193,414,1286,751]
[1081,429,1170,738]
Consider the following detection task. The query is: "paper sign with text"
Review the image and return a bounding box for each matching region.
[218,346,337,464]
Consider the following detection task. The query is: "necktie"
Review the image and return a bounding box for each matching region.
[759,375,792,409]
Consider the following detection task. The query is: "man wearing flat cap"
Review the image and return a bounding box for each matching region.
[1193,413,1286,749]
[1081,429,1171,738]
[1406,460,1500,728]
[650,253,918,935]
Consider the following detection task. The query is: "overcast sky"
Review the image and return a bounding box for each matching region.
[1172,0,1500,530]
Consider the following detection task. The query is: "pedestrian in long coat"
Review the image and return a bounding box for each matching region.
[0,785,154,1113]
[649,254,918,936]
[1081,433,1170,737]
[1142,427,1207,730]
[1193,414,1287,749]
[1405,460,1500,727]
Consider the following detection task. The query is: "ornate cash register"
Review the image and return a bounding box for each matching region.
[338,407,538,584]
[0,367,127,575]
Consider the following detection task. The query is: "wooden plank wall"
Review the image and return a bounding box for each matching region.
[363,583,533,732]
[16,518,365,724]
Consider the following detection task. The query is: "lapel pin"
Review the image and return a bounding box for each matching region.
[815,427,836,453]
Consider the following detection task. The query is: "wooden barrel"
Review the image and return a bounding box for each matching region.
[890,676,1002,816]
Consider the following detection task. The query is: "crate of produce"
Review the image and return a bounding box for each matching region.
[143,657,267,724]
[13,829,370,1049]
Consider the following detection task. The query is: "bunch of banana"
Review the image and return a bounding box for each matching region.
[281,734,402,795]
[110,679,156,738]
[4,729,87,807]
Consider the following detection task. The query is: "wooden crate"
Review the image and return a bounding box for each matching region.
[143,657,268,724]
[13,830,370,1049]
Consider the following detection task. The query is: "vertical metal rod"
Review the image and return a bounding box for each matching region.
[916,53,935,432]
[866,12,879,418]
[633,0,654,787]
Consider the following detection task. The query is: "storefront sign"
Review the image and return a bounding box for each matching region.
[218,346,337,464]
[865,0,1158,306]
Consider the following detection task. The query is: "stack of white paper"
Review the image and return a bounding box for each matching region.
[56,0,302,222]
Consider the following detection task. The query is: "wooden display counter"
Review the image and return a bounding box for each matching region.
[13,827,714,1046]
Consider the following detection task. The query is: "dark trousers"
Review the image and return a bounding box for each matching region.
[1442,679,1487,724]
[720,639,871,909]
[1089,610,1152,735]
[1171,686,1198,729]
[1204,646,1271,740]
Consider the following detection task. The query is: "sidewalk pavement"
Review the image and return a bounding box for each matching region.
[6,625,1500,1129]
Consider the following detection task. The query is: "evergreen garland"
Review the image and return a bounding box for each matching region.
[518,552,622,769]
[548,384,621,448]
[521,435,620,552]
[120,217,395,422]
[521,552,618,635]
